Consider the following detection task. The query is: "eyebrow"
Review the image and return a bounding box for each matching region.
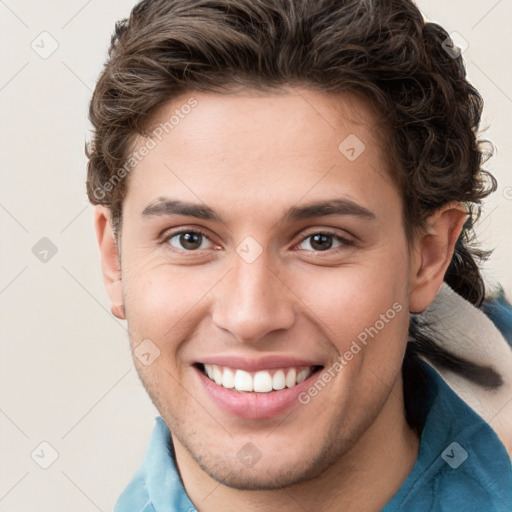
[141,197,376,223]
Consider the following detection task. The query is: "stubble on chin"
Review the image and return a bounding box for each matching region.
[165,396,384,492]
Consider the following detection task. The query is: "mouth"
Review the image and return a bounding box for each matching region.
[195,363,324,393]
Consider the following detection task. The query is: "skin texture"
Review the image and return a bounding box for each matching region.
[95,87,467,511]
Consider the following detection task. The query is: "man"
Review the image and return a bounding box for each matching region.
[86,0,512,510]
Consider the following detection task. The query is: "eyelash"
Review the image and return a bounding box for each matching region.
[161,228,354,255]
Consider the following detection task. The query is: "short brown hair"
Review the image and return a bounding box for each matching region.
[85,0,501,400]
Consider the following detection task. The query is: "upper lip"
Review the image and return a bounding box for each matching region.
[195,355,324,372]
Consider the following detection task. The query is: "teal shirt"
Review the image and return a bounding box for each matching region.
[114,360,512,512]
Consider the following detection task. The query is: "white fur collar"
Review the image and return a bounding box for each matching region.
[418,283,512,458]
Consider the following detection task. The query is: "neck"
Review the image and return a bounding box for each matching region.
[174,375,419,512]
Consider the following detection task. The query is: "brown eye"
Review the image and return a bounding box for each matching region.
[165,230,213,252]
[309,234,334,251]
[297,232,353,252]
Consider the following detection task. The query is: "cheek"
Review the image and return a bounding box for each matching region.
[303,266,410,416]
[300,258,409,338]
[122,260,218,340]
[294,245,411,387]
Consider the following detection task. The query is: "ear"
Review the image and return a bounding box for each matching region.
[409,202,468,313]
[94,205,125,320]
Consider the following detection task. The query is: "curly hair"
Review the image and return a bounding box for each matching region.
[85,0,501,426]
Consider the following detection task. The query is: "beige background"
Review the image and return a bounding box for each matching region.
[1,1,511,510]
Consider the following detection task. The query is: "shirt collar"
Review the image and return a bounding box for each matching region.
[383,360,512,511]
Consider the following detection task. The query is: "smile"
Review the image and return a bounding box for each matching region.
[198,363,323,393]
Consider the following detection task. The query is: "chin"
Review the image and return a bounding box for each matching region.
[174,420,363,491]
[195,452,336,491]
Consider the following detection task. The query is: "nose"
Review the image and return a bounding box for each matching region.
[211,251,296,344]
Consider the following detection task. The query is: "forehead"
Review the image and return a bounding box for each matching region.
[123,87,399,221]
[143,87,385,159]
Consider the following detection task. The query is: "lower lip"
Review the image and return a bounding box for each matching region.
[194,367,322,419]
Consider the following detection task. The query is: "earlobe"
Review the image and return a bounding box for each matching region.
[94,205,125,320]
[409,202,468,313]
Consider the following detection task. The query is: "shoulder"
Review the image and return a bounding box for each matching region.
[387,359,512,511]
[418,283,512,457]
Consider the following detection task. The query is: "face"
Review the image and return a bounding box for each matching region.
[112,88,416,489]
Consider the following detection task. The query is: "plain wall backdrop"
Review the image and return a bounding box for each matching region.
[1,1,511,510]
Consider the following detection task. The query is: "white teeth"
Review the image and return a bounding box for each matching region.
[272,370,286,390]
[253,371,273,392]
[234,369,253,392]
[296,369,309,384]
[202,364,317,393]
[213,366,223,385]
[285,368,296,388]
[222,368,235,389]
